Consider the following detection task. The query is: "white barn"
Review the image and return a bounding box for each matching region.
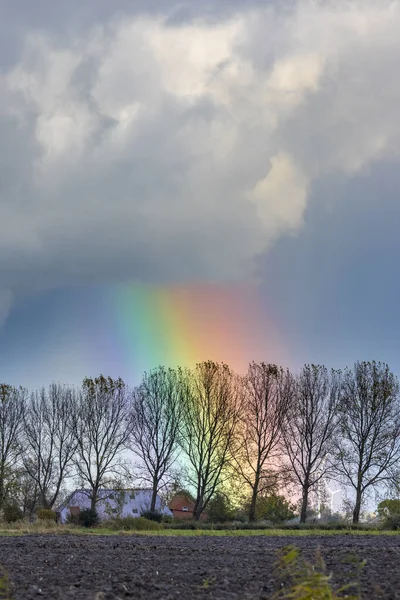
[56,488,172,523]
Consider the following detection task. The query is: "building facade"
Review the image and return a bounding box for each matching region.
[56,488,172,523]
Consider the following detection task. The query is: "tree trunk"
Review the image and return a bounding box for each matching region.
[352,488,362,524]
[150,478,158,513]
[300,485,309,523]
[249,472,260,522]
[91,487,98,513]
[0,462,5,516]
[193,495,203,521]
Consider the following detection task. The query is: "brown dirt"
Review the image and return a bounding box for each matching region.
[0,534,399,599]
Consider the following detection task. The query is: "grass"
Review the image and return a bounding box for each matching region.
[0,521,399,537]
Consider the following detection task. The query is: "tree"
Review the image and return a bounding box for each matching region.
[236,363,293,521]
[22,383,77,509]
[129,366,184,512]
[377,499,400,518]
[336,361,400,524]
[0,384,27,515]
[207,491,235,523]
[282,365,341,523]
[73,375,130,511]
[254,492,296,523]
[180,361,243,520]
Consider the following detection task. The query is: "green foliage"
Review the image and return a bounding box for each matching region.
[377,499,400,529]
[37,509,56,522]
[382,514,400,530]
[141,510,163,523]
[377,499,400,518]
[161,514,173,524]
[207,493,235,523]
[101,516,165,531]
[78,508,99,528]
[273,545,364,599]
[164,520,372,531]
[0,566,11,600]
[2,503,23,523]
[256,493,296,523]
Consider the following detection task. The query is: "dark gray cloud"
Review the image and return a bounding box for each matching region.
[260,160,400,369]
[1,0,400,324]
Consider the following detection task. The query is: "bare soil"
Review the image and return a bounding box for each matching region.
[0,534,399,599]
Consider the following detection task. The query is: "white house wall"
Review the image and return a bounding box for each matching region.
[58,490,172,523]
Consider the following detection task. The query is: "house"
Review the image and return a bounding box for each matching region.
[168,493,207,520]
[56,488,173,523]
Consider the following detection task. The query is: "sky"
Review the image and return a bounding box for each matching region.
[1,0,400,389]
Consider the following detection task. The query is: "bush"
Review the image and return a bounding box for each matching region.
[37,509,56,522]
[382,514,400,530]
[377,499,400,518]
[78,508,99,528]
[101,516,165,531]
[141,510,163,523]
[163,519,374,531]
[161,514,173,524]
[3,503,23,523]
[207,493,235,523]
[255,493,296,523]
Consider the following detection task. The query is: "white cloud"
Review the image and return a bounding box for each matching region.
[250,152,309,237]
[1,0,400,315]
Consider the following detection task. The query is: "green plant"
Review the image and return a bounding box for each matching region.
[2,503,23,523]
[200,576,216,589]
[382,514,400,530]
[78,508,99,528]
[207,492,235,523]
[0,566,11,599]
[377,499,400,518]
[256,493,296,523]
[37,509,56,522]
[273,545,363,600]
[101,516,165,531]
[141,510,163,523]
[161,514,173,524]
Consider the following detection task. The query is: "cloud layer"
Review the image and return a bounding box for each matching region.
[1,0,400,318]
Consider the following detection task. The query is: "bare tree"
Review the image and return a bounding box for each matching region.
[22,383,77,509]
[180,361,243,520]
[236,363,293,522]
[0,384,27,514]
[336,361,400,524]
[282,365,341,523]
[73,375,130,511]
[129,367,184,512]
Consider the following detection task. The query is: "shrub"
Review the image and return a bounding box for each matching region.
[37,509,57,522]
[161,514,173,524]
[377,499,400,518]
[102,516,165,531]
[207,493,235,523]
[141,510,163,523]
[3,503,23,523]
[382,514,400,530]
[256,493,296,523]
[78,508,99,528]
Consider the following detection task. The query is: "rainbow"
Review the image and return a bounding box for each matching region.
[16,283,285,387]
[109,283,282,380]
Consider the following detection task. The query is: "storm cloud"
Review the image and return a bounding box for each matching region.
[1,0,400,324]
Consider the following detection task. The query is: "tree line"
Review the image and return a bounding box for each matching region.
[1,360,399,524]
